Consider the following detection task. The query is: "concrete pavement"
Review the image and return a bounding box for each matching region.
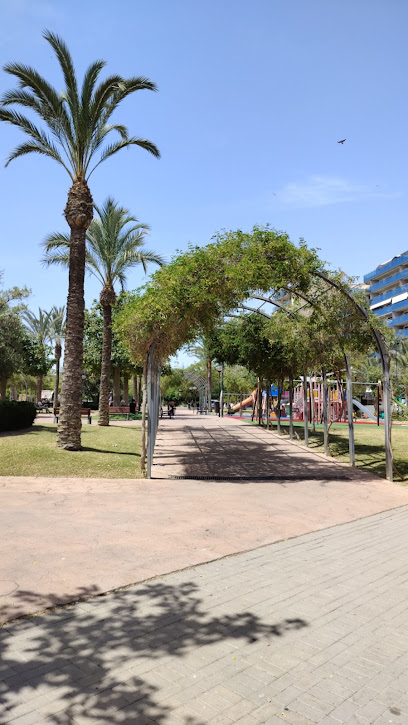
[2,506,408,723]
[1,411,408,622]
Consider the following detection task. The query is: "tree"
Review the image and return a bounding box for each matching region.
[22,337,53,400]
[43,199,163,423]
[48,306,65,407]
[22,307,52,402]
[0,274,30,399]
[83,299,140,407]
[0,31,159,449]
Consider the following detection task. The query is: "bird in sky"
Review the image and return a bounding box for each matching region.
[337,139,346,144]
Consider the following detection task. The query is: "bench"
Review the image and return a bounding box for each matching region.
[109,406,130,420]
[36,404,50,414]
[53,408,92,424]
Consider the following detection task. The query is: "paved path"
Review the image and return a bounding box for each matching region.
[153,410,371,479]
[2,506,408,724]
[1,410,408,623]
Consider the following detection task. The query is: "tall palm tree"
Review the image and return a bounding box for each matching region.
[48,306,65,408]
[0,32,159,449]
[42,197,164,425]
[22,307,52,402]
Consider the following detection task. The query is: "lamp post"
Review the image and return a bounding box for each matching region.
[215,364,224,417]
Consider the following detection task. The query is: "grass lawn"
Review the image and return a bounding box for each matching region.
[0,423,142,478]
[262,420,408,481]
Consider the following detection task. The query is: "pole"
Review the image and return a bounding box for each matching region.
[344,354,355,467]
[310,375,315,432]
[277,381,282,434]
[220,366,224,417]
[258,377,262,426]
[289,372,294,440]
[303,371,309,447]
[382,353,393,480]
[266,380,270,430]
[377,381,380,427]
[322,366,329,456]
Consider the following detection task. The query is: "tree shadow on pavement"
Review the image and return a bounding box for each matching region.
[1,580,308,724]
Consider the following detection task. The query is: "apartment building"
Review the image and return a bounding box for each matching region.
[364,251,408,337]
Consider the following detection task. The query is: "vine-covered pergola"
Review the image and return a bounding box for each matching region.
[116,227,393,479]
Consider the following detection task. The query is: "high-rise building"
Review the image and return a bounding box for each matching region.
[364,252,408,337]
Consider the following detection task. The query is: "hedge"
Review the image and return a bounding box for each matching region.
[0,401,37,432]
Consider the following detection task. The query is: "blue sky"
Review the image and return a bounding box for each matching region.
[1,0,407,364]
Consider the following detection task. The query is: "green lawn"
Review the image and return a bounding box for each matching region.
[0,423,142,478]
[263,420,408,481]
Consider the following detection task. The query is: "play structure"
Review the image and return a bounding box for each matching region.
[228,379,381,423]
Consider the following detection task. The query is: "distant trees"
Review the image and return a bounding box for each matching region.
[0,274,30,399]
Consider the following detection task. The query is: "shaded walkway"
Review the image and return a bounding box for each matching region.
[153,409,374,480]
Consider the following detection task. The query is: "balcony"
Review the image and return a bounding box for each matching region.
[370,284,408,308]
[369,268,408,294]
[364,253,408,284]
[388,313,408,327]
[373,297,408,317]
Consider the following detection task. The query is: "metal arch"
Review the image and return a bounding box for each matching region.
[313,269,393,480]
[237,303,272,319]
[249,294,298,318]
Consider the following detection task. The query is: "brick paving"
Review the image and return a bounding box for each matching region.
[2,506,408,724]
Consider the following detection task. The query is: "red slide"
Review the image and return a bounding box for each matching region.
[230,389,257,412]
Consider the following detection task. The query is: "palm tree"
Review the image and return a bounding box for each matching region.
[48,306,65,408]
[42,197,164,425]
[22,308,52,402]
[0,32,159,449]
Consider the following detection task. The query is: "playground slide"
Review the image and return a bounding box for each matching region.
[230,390,257,412]
[352,399,377,422]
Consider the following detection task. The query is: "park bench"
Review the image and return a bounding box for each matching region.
[36,404,50,414]
[53,407,92,424]
[109,406,130,420]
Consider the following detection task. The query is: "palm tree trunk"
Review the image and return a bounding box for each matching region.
[53,343,61,409]
[36,375,43,404]
[0,377,7,400]
[123,374,129,405]
[98,304,112,426]
[113,367,121,406]
[132,373,137,402]
[58,181,93,450]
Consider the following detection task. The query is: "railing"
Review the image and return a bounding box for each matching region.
[370,283,408,308]
[373,297,408,317]
[364,253,408,283]
[369,268,408,294]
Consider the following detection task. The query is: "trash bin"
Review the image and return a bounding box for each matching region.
[214,401,220,414]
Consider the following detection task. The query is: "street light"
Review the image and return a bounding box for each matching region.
[215,364,224,417]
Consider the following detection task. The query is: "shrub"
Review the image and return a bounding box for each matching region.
[0,400,37,432]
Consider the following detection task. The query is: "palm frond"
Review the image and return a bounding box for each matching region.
[2,36,159,181]
[4,140,72,176]
[87,137,160,177]
[42,232,71,251]
[41,250,70,268]
[43,31,79,122]
[80,59,106,111]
